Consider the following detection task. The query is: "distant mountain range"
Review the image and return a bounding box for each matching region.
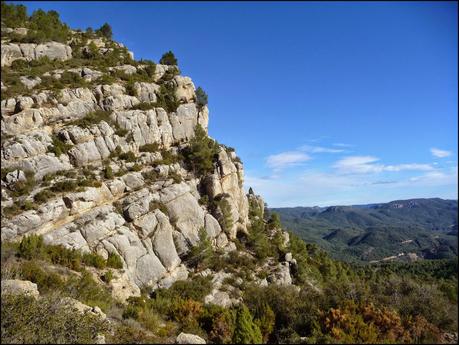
[271,198,458,263]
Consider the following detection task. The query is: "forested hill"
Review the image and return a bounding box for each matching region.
[272,198,458,263]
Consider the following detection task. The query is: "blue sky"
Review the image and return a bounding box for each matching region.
[13,1,458,206]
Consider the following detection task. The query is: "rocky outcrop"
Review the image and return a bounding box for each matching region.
[176,332,206,344]
[1,27,288,305]
[1,279,40,299]
[1,42,72,66]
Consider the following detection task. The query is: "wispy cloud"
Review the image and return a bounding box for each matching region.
[266,151,310,170]
[299,145,344,153]
[333,143,354,148]
[430,148,451,158]
[333,156,434,174]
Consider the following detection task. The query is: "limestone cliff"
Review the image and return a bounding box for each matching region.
[1,24,295,304]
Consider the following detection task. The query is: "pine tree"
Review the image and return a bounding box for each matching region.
[160,50,178,66]
[233,304,263,344]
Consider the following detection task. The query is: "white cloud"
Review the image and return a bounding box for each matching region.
[333,156,383,174]
[266,151,310,170]
[299,145,344,153]
[333,143,354,148]
[333,156,434,174]
[245,166,458,207]
[430,148,451,158]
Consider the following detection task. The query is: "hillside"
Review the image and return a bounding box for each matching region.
[272,198,458,263]
[1,3,458,344]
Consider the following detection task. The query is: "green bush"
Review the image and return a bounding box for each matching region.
[195,86,208,109]
[155,82,180,112]
[18,234,45,260]
[107,252,124,269]
[101,269,114,283]
[69,110,112,128]
[33,189,55,203]
[139,143,159,152]
[1,293,108,344]
[232,304,263,344]
[10,170,36,197]
[47,134,73,156]
[82,252,106,269]
[96,23,112,39]
[159,51,178,66]
[182,124,219,176]
[119,151,137,162]
[104,165,114,179]
[1,2,28,28]
[50,179,78,193]
[131,102,155,111]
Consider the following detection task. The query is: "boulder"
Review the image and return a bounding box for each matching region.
[1,279,40,299]
[176,332,206,344]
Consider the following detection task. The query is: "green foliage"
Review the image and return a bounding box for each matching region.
[155,82,180,112]
[33,188,55,203]
[107,252,124,269]
[96,22,112,39]
[101,269,114,283]
[1,2,27,28]
[18,234,45,260]
[15,235,119,273]
[1,293,108,344]
[139,143,159,152]
[131,102,155,111]
[159,50,178,66]
[119,151,137,162]
[183,124,219,176]
[195,86,208,109]
[9,170,36,198]
[82,252,106,269]
[47,134,73,156]
[27,9,70,43]
[215,196,234,234]
[103,165,114,179]
[273,199,458,263]
[232,304,263,344]
[186,228,214,269]
[69,109,112,128]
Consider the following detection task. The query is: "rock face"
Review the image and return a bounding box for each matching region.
[1,25,292,305]
[1,279,40,299]
[1,42,72,66]
[176,332,206,344]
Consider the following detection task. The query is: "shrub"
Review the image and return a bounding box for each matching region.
[82,252,106,269]
[96,23,113,39]
[119,151,136,162]
[1,2,28,28]
[159,51,178,66]
[169,171,182,184]
[232,304,263,344]
[27,8,71,43]
[139,143,159,152]
[104,165,114,179]
[33,189,55,204]
[69,110,112,128]
[1,293,108,344]
[18,234,45,260]
[182,124,219,176]
[101,270,114,283]
[186,228,214,269]
[47,134,73,156]
[131,102,155,111]
[195,86,208,109]
[155,82,179,112]
[10,170,36,197]
[107,252,124,269]
[50,179,78,193]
